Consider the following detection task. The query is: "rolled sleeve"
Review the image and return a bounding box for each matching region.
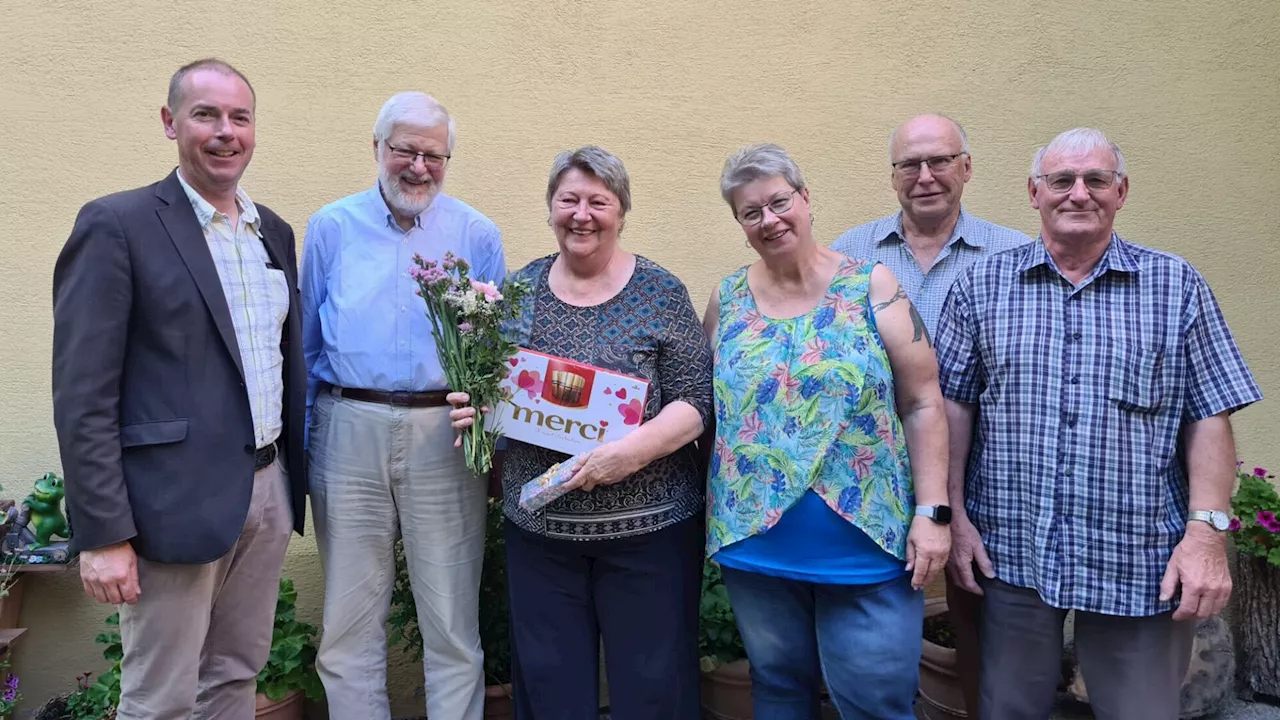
[1180,272,1262,422]
[935,274,983,404]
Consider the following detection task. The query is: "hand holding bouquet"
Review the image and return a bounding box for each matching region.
[411,252,527,475]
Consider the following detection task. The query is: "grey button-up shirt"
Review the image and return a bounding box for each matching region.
[830,208,1031,336]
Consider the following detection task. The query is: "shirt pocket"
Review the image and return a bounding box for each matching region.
[1107,346,1163,412]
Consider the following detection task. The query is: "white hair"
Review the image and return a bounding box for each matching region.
[888,114,970,160]
[1030,127,1126,178]
[373,91,456,152]
[719,143,806,212]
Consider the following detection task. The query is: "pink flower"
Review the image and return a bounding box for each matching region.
[1255,467,1269,477]
[470,279,503,302]
[1228,518,1242,532]
[458,322,473,333]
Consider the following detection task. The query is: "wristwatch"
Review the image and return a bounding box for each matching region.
[915,505,952,525]
[1187,509,1231,531]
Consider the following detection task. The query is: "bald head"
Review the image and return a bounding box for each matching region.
[889,114,969,163]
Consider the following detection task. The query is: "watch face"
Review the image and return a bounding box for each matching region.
[935,505,953,524]
[1211,510,1230,531]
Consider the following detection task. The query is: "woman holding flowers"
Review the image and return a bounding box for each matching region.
[448,146,712,719]
[703,144,951,719]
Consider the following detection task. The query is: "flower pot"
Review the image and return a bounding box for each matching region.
[700,658,753,720]
[255,689,304,720]
[484,683,514,719]
[919,597,968,719]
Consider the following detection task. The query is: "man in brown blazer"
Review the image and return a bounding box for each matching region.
[52,58,306,720]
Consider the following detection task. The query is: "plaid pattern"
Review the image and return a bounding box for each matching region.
[178,173,289,450]
[830,207,1031,336]
[935,235,1262,616]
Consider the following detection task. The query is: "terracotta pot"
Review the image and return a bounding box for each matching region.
[700,658,753,720]
[255,689,304,720]
[919,597,968,719]
[484,683,514,719]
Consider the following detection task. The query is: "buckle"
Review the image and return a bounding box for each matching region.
[387,391,414,407]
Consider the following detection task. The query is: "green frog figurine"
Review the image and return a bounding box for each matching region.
[22,472,69,549]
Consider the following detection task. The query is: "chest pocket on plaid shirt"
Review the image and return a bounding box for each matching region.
[1107,347,1163,411]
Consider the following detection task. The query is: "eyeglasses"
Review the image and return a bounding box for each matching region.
[891,153,967,179]
[1034,170,1123,193]
[736,190,800,226]
[384,142,451,168]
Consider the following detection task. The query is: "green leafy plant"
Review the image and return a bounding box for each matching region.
[62,612,122,719]
[0,658,22,717]
[698,561,745,671]
[389,497,512,686]
[256,577,324,702]
[1230,463,1280,567]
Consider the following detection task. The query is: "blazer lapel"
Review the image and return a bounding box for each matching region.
[155,171,246,381]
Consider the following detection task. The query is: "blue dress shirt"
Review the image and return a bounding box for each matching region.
[300,185,506,427]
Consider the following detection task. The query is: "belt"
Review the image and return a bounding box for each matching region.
[337,387,451,408]
[254,442,279,471]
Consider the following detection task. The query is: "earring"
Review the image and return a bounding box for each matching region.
[744,238,751,248]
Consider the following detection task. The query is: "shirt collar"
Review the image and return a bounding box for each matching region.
[176,169,261,234]
[878,206,983,249]
[1018,232,1140,276]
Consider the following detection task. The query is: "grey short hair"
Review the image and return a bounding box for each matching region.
[545,146,632,215]
[1030,127,1127,178]
[719,143,806,212]
[167,58,255,112]
[373,92,456,153]
[887,114,970,160]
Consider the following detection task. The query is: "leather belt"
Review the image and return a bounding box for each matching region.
[254,442,279,471]
[338,387,451,408]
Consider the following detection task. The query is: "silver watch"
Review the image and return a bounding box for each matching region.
[1187,510,1231,531]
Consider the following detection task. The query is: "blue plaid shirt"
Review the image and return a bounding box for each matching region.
[935,235,1262,616]
[830,207,1031,336]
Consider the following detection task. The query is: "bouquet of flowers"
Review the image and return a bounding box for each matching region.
[411,252,527,475]
[1230,462,1280,567]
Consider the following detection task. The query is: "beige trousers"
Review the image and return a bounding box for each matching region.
[117,458,294,720]
[309,389,486,720]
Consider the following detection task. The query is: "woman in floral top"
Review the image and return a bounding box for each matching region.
[703,144,950,719]
[449,146,712,719]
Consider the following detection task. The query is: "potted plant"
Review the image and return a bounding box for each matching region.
[254,576,324,719]
[1229,462,1280,701]
[34,612,122,719]
[390,498,513,718]
[698,561,751,720]
[919,597,967,719]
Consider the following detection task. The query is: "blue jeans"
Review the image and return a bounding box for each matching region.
[720,567,923,720]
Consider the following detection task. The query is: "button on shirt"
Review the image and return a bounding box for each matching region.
[935,235,1262,616]
[177,172,288,450]
[830,208,1031,336]
[300,186,507,421]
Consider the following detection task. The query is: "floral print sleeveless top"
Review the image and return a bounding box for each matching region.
[706,258,914,560]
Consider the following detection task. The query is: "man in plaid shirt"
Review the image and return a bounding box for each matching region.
[935,127,1261,719]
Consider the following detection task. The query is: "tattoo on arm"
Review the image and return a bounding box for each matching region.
[872,286,909,312]
[909,302,932,347]
[872,284,932,346]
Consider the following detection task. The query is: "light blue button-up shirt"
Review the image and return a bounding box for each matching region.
[830,207,1031,336]
[300,185,506,423]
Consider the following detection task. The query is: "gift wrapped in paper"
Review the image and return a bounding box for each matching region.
[518,454,585,513]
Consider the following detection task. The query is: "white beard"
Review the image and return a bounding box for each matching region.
[378,164,440,218]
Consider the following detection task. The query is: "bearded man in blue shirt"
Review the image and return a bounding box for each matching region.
[300,91,506,720]
[936,127,1261,719]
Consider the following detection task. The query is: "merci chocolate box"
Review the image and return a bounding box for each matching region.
[490,348,648,457]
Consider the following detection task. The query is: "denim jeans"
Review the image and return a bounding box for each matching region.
[720,568,923,720]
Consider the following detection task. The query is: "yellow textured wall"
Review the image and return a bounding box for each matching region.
[1,0,1277,715]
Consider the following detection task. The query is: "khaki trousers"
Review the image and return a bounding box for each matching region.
[309,389,486,720]
[117,458,294,720]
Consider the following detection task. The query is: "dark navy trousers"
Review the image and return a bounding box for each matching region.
[504,516,703,720]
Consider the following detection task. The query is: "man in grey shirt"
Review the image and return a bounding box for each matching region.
[830,113,1029,717]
